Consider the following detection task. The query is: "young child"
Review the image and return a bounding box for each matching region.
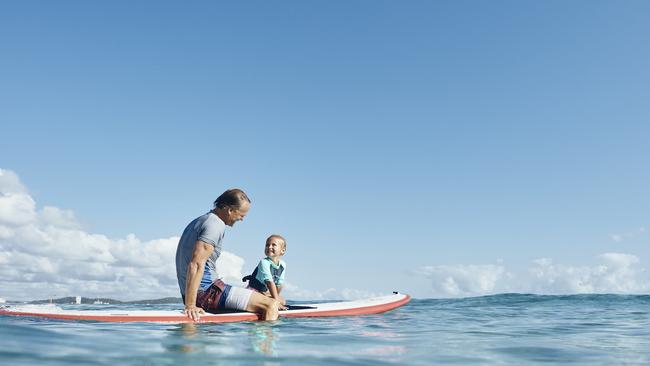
[243,235,287,309]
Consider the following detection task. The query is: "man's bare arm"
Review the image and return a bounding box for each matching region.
[184,241,214,321]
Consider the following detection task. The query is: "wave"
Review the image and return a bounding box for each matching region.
[411,293,650,304]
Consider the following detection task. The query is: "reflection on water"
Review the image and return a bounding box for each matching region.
[180,322,198,338]
[163,322,208,354]
[178,322,202,353]
[164,320,281,359]
[249,322,280,356]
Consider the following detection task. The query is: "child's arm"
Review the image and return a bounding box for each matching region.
[265,280,287,309]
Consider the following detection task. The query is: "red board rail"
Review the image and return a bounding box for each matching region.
[0,293,411,323]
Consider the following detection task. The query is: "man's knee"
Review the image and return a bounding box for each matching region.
[266,299,280,312]
[262,298,280,321]
[247,292,276,312]
[259,296,280,313]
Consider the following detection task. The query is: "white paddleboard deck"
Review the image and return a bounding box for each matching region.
[0,293,410,323]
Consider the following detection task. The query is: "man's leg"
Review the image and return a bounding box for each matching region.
[246,291,280,321]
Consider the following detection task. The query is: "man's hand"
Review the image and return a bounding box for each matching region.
[184,305,206,322]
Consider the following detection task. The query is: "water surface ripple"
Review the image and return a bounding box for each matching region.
[1,294,649,365]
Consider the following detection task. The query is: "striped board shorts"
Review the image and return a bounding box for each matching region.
[196,279,253,313]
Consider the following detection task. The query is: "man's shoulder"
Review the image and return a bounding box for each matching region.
[200,212,226,230]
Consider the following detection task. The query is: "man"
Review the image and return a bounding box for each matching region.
[175,188,279,321]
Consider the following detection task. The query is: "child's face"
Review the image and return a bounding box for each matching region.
[265,237,285,258]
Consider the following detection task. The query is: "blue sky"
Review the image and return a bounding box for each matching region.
[1,1,649,300]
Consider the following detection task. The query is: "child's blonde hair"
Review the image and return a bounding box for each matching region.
[267,234,287,251]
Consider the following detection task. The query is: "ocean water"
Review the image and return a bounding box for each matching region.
[1,294,650,365]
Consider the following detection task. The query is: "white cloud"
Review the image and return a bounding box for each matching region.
[38,206,81,230]
[0,169,28,194]
[216,251,247,285]
[610,227,647,242]
[0,169,37,226]
[0,192,36,226]
[416,264,511,297]
[527,253,649,294]
[599,252,639,267]
[418,253,650,297]
[0,168,245,301]
[0,225,13,239]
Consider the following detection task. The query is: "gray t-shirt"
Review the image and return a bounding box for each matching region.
[175,212,226,296]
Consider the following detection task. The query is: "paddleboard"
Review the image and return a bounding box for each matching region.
[0,292,410,323]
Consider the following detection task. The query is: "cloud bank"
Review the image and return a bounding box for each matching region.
[0,168,245,301]
[0,169,373,302]
[417,253,650,297]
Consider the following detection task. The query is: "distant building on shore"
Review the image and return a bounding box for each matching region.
[0,297,6,304]
[75,296,82,305]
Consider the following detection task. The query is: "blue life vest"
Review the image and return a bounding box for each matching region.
[242,264,285,293]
